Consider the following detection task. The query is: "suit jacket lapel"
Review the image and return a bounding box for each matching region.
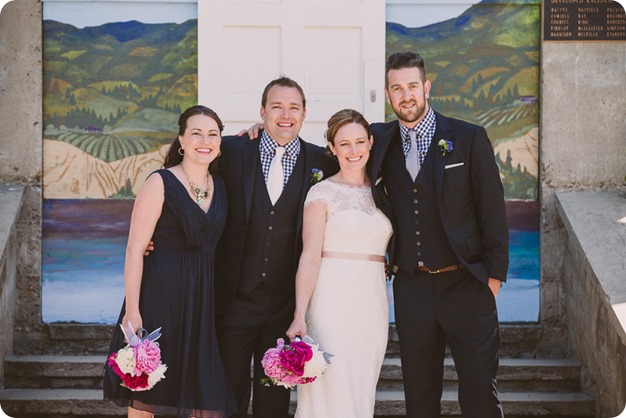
[296,140,310,233]
[433,111,451,201]
[242,139,260,220]
[369,121,398,181]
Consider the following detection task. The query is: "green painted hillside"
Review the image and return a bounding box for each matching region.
[387,0,541,199]
[43,19,198,160]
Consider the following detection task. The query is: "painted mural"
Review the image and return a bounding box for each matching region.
[42,1,197,322]
[386,0,541,321]
[42,0,540,323]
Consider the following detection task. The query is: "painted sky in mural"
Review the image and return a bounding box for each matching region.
[43,0,196,27]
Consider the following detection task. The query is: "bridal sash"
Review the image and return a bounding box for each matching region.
[321,251,385,263]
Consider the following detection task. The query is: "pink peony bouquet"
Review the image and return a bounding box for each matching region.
[107,322,167,391]
[261,336,331,389]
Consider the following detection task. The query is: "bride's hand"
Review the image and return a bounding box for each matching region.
[286,317,307,342]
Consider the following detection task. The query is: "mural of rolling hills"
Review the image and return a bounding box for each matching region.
[43,19,198,198]
[387,0,540,200]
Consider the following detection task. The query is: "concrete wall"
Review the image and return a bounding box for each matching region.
[556,191,626,418]
[537,41,626,355]
[0,0,45,354]
[0,185,25,388]
[0,0,42,184]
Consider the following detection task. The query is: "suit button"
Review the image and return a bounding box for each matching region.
[414,210,419,215]
[268,226,273,230]
[264,257,269,262]
[413,199,418,204]
[266,241,271,247]
[262,273,266,278]
[417,253,422,257]
[415,231,420,235]
[270,210,275,215]
[416,242,421,246]
[412,188,418,193]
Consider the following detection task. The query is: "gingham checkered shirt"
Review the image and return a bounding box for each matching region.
[400,107,436,166]
[260,130,301,188]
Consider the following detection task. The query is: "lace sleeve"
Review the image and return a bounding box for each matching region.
[304,182,328,210]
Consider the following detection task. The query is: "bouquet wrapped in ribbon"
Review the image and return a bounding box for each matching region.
[107,322,167,391]
[261,336,331,389]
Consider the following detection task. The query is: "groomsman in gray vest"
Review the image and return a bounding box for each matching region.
[214,76,337,418]
[368,52,508,418]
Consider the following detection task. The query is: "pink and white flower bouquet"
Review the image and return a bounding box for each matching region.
[261,336,331,389]
[107,322,167,391]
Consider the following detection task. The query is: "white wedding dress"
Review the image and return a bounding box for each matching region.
[295,179,393,418]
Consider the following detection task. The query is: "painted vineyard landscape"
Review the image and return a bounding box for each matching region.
[387,0,540,201]
[42,14,199,323]
[386,0,541,321]
[43,18,198,199]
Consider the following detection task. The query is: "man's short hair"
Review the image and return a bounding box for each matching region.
[385,52,427,86]
[261,76,307,109]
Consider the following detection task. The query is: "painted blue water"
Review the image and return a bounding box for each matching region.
[42,201,540,323]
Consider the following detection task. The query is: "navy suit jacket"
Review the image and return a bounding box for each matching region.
[215,133,338,314]
[368,110,509,284]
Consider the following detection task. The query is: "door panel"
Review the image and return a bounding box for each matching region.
[199,0,385,144]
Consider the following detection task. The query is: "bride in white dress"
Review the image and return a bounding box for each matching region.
[286,109,393,418]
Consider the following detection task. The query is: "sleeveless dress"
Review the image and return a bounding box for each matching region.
[103,169,237,418]
[295,180,393,418]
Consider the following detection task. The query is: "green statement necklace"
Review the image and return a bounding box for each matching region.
[182,166,211,206]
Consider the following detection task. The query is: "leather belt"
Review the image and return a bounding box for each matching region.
[391,263,464,274]
[416,264,464,274]
[322,251,386,263]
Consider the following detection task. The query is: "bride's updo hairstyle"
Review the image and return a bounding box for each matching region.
[324,109,371,157]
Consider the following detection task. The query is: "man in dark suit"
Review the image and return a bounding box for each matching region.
[214,76,337,418]
[368,52,508,417]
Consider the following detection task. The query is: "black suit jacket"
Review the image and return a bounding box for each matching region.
[368,110,509,284]
[215,133,338,314]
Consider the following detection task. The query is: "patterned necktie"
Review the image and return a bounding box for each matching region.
[406,130,420,181]
[267,146,286,204]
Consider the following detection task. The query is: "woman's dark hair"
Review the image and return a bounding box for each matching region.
[324,108,371,156]
[163,105,224,172]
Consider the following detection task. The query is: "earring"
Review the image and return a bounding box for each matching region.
[178,147,184,156]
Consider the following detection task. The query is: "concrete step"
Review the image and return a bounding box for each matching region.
[32,323,543,357]
[5,355,582,393]
[4,355,105,390]
[378,357,583,392]
[0,388,595,417]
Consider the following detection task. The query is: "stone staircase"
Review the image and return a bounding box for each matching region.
[0,324,595,417]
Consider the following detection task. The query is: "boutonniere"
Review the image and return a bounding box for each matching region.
[438,139,454,156]
[310,168,324,185]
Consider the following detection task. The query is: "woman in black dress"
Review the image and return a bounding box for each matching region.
[104,106,236,418]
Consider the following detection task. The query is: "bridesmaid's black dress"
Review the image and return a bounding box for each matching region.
[103,169,237,418]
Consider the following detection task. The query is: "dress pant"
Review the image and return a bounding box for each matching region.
[216,282,293,418]
[393,267,503,418]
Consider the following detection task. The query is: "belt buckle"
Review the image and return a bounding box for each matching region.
[428,268,440,274]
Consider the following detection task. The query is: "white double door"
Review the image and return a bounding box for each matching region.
[198,0,385,145]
